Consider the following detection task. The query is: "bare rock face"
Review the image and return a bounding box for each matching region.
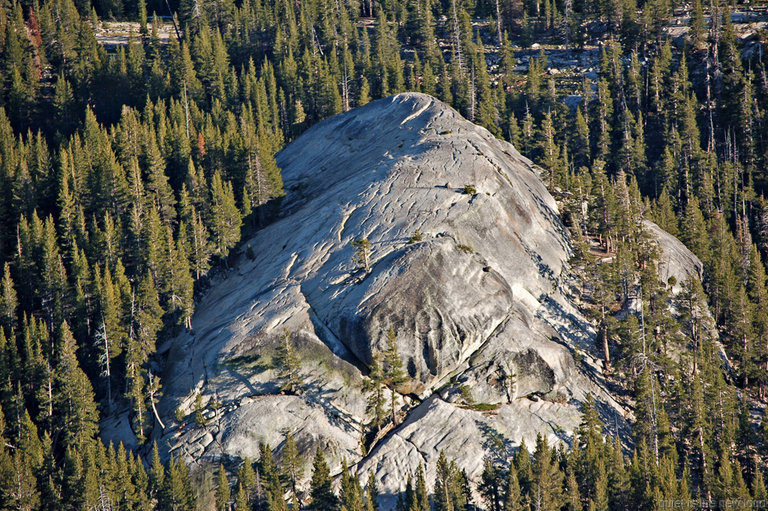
[155,93,632,504]
[644,220,704,293]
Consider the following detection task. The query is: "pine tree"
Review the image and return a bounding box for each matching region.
[593,78,614,164]
[433,450,454,511]
[340,458,365,511]
[530,433,563,511]
[216,463,231,511]
[364,350,387,433]
[308,448,339,511]
[689,0,705,47]
[195,392,207,427]
[433,450,467,511]
[38,217,68,329]
[237,457,257,505]
[538,111,560,190]
[0,263,18,331]
[159,454,196,511]
[607,436,629,510]
[752,469,767,500]
[281,432,303,504]
[414,463,429,511]
[164,226,195,330]
[588,457,609,511]
[235,482,249,510]
[400,474,414,511]
[143,131,177,225]
[352,238,372,273]
[686,372,711,498]
[713,444,735,502]
[480,456,504,511]
[37,432,60,511]
[572,106,591,170]
[383,327,407,426]
[258,443,287,511]
[503,462,524,511]
[53,321,98,450]
[680,196,709,261]
[209,171,242,258]
[10,446,41,510]
[748,244,768,397]
[274,330,302,394]
[94,265,124,412]
[366,470,380,511]
[149,441,165,501]
[188,205,213,279]
[126,270,164,440]
[633,367,660,460]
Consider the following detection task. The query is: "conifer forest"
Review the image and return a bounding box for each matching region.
[2,0,768,506]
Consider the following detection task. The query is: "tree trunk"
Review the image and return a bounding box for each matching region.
[601,308,610,370]
[495,0,503,45]
[451,0,463,72]
[391,389,398,427]
[149,371,166,430]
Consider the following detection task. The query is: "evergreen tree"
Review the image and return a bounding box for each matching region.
[0,263,18,332]
[216,463,231,511]
[258,443,287,511]
[281,432,303,505]
[235,482,249,510]
[530,433,563,511]
[149,441,165,501]
[366,470,380,511]
[209,171,242,258]
[384,327,407,426]
[364,350,387,433]
[480,456,504,511]
[340,458,365,511]
[53,321,98,450]
[273,330,302,394]
[308,448,339,511]
[159,454,196,511]
[503,462,524,511]
[126,270,164,440]
[414,463,429,511]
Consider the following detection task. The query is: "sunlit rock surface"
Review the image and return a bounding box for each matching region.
[155,93,640,505]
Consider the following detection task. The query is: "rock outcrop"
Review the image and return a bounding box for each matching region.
[152,93,692,505]
[644,220,704,293]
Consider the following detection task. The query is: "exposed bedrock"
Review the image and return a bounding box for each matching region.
[142,93,706,506]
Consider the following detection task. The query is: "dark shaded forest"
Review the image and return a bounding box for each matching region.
[1,0,768,507]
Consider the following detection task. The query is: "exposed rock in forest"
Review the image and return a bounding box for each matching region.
[152,93,703,503]
[644,220,704,294]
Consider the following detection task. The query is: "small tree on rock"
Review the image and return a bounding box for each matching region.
[352,238,371,273]
[364,351,387,433]
[384,328,407,426]
[194,392,207,427]
[274,330,303,394]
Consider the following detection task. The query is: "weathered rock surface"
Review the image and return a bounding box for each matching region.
[154,93,646,504]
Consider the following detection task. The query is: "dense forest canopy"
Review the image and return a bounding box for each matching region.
[1,0,768,507]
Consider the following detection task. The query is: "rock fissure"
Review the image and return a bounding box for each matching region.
[526,405,572,444]
[399,433,430,469]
